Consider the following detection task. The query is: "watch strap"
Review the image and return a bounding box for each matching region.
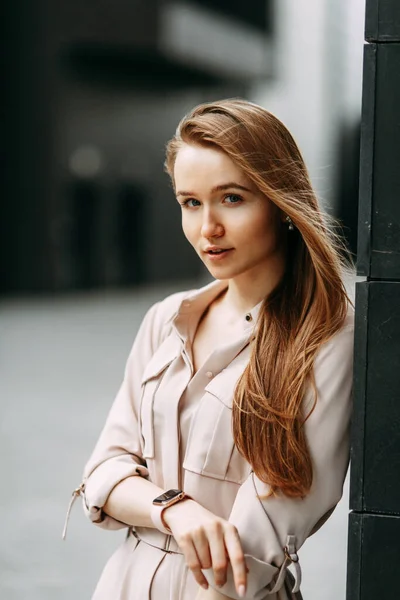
[150,502,173,535]
[151,491,191,535]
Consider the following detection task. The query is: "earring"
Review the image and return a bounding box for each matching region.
[285,215,294,231]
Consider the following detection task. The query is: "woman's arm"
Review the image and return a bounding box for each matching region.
[101,473,247,597]
[82,302,166,531]
[102,475,165,528]
[103,474,247,598]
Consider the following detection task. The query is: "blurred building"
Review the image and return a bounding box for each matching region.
[2,0,364,294]
[251,0,365,256]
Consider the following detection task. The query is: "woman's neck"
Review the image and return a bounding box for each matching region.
[220,259,286,318]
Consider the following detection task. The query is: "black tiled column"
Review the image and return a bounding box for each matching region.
[347,1,400,598]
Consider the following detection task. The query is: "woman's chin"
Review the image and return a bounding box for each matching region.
[204,265,237,281]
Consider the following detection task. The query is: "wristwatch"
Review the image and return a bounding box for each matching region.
[151,489,190,534]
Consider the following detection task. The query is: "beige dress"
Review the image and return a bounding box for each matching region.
[78,279,354,600]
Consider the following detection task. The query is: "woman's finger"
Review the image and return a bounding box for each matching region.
[192,527,212,569]
[224,525,247,597]
[207,522,229,588]
[180,535,209,590]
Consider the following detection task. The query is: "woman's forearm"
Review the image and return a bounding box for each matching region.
[103,475,165,528]
[105,477,245,599]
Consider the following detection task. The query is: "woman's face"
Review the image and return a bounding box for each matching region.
[173,143,286,283]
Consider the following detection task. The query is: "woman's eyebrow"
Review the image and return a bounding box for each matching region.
[176,182,252,197]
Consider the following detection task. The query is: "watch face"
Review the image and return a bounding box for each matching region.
[153,489,184,505]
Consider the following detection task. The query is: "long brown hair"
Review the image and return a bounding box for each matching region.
[165,99,353,498]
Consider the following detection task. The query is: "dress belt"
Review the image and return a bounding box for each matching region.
[130,526,183,554]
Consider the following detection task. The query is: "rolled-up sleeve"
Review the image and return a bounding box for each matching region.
[204,322,355,598]
[82,302,163,530]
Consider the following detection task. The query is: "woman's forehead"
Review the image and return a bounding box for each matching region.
[174,143,253,192]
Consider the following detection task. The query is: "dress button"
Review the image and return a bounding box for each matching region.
[245,313,253,322]
[206,371,214,379]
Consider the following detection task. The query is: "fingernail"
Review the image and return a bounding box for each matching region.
[238,584,246,598]
[201,583,208,590]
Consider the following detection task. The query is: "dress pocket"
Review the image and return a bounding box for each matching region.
[139,334,181,459]
[183,363,252,484]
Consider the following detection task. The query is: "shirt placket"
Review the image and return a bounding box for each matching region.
[155,355,192,491]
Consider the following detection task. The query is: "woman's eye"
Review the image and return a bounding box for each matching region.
[224,194,243,204]
[181,198,201,208]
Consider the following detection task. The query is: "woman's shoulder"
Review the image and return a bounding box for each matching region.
[341,299,355,332]
[314,302,355,374]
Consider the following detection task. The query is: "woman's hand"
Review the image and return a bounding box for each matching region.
[195,586,233,600]
[163,499,247,597]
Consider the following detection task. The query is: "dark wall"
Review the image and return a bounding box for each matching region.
[347,1,400,597]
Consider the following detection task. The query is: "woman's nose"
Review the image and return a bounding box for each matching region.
[200,210,224,238]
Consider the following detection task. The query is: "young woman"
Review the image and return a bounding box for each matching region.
[66,99,355,599]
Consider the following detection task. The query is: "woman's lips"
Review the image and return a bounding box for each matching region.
[205,248,233,261]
